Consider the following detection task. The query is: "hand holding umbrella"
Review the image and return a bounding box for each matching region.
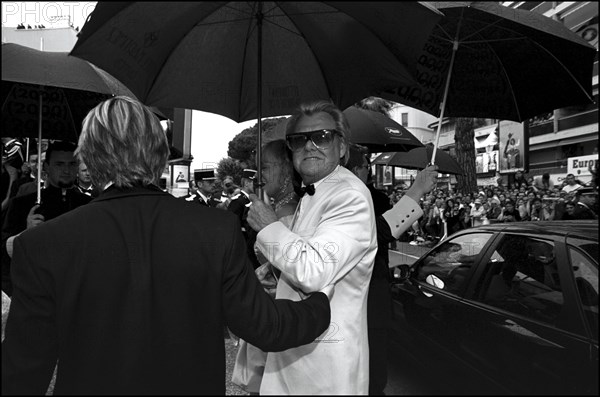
[404,164,439,203]
[383,164,439,240]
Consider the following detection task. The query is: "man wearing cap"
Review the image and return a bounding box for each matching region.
[191,168,218,207]
[228,169,260,269]
[228,169,257,223]
[470,198,487,227]
[486,197,502,222]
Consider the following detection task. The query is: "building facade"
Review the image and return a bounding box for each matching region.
[1,26,77,51]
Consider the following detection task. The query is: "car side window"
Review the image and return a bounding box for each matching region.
[417,233,493,295]
[475,234,565,327]
[569,247,598,338]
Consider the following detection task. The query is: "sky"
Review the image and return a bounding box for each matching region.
[1,1,95,29]
[1,1,260,168]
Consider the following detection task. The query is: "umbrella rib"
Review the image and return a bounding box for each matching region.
[62,88,79,142]
[453,15,508,43]
[274,3,334,99]
[482,37,522,121]
[458,36,530,45]
[528,40,595,103]
[262,7,353,37]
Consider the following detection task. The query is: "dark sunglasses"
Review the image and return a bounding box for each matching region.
[286,129,341,151]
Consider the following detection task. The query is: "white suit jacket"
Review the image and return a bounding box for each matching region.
[256,166,377,395]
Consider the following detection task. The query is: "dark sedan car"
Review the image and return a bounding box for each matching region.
[389,220,598,395]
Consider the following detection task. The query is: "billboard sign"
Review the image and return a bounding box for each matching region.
[476,150,499,174]
[567,154,598,179]
[498,120,528,174]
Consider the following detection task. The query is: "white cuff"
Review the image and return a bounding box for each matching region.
[382,195,423,240]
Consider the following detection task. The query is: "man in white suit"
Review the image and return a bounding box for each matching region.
[247,100,377,394]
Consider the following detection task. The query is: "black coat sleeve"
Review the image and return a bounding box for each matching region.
[2,236,58,395]
[221,218,330,352]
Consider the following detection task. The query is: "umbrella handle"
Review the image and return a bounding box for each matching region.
[431,15,462,166]
[37,87,43,205]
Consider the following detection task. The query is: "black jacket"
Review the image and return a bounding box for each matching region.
[2,185,330,395]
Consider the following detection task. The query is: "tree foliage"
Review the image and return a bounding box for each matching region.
[354,96,394,116]
[227,128,257,167]
[227,117,289,168]
[454,117,478,194]
[216,157,245,186]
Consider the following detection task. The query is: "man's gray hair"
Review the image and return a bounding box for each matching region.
[285,100,350,165]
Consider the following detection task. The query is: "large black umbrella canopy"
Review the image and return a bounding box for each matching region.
[70,2,443,191]
[377,2,596,165]
[1,42,138,141]
[372,144,463,175]
[379,2,596,122]
[2,43,135,97]
[342,106,423,153]
[71,2,442,121]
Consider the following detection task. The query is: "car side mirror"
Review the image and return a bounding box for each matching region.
[390,264,411,284]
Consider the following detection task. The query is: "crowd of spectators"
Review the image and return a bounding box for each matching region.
[383,171,598,245]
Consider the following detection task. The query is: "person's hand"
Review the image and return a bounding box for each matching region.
[26,204,45,229]
[21,162,32,175]
[405,164,439,203]
[246,193,278,232]
[255,264,278,298]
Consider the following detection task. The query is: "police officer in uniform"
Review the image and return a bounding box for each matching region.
[186,168,218,207]
[228,169,260,268]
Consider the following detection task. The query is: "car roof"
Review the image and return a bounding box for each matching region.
[467,220,598,241]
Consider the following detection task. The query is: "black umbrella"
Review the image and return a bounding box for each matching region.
[377,2,596,164]
[372,144,463,175]
[1,43,140,202]
[342,106,423,153]
[70,2,443,195]
[262,107,424,154]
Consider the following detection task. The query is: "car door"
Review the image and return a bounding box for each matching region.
[392,232,497,386]
[563,236,598,395]
[458,232,594,394]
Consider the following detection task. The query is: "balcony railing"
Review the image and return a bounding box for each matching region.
[529,120,554,137]
[528,109,598,137]
[558,109,598,131]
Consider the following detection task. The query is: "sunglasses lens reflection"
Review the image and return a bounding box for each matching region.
[286,130,337,151]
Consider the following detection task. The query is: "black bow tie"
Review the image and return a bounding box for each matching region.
[295,184,315,196]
